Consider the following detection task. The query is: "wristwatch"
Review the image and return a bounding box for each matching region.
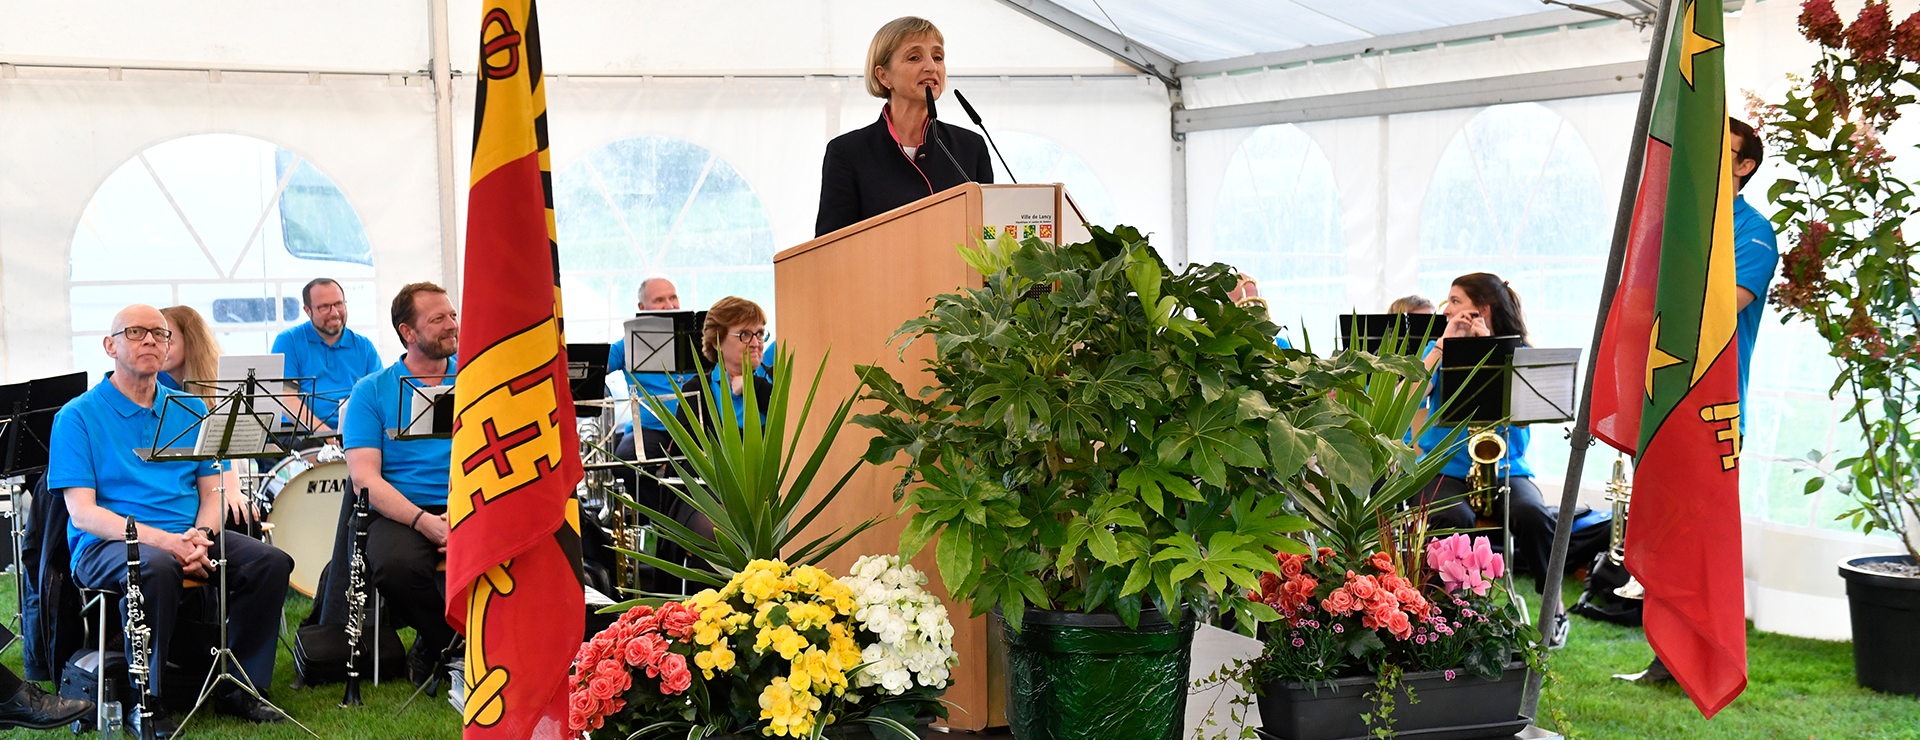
[194,526,217,539]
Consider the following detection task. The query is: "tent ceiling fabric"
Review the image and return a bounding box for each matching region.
[1038,0,1588,64]
[0,0,431,72]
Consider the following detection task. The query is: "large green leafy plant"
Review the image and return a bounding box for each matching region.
[1751,0,1920,560]
[853,226,1455,632]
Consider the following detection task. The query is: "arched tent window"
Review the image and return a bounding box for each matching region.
[1417,102,1610,350]
[1211,123,1345,345]
[1417,102,1610,486]
[552,136,775,343]
[987,132,1118,229]
[69,133,380,380]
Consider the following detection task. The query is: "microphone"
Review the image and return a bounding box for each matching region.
[926,85,973,184]
[954,90,1017,184]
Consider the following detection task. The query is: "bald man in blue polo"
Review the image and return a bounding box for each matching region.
[51,304,293,734]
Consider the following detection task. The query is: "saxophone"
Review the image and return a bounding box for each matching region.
[340,488,372,707]
[1464,425,1508,512]
[124,518,155,740]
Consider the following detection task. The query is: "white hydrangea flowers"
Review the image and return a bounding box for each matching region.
[843,555,957,696]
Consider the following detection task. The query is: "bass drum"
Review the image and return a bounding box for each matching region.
[261,458,351,597]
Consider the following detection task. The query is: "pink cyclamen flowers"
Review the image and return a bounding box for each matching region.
[1425,534,1505,596]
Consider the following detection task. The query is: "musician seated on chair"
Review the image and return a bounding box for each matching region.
[342,282,459,685]
[1410,274,1557,593]
[49,304,294,731]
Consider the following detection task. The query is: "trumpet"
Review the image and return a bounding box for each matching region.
[1606,456,1631,565]
[1464,425,1507,512]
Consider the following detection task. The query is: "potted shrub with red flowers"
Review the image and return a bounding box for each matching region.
[1752,0,1920,697]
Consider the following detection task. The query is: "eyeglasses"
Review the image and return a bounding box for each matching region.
[111,326,173,343]
[732,329,769,343]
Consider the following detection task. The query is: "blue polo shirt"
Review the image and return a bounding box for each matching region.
[47,375,220,567]
[271,322,384,429]
[343,356,456,507]
[607,339,692,435]
[1414,340,1534,480]
[701,364,775,429]
[1732,195,1780,431]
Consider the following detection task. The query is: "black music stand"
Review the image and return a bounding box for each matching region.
[1338,313,1447,355]
[138,374,315,739]
[567,343,610,418]
[391,375,455,441]
[621,311,706,466]
[1436,336,1581,626]
[0,372,86,651]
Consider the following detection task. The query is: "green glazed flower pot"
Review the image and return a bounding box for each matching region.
[997,605,1197,740]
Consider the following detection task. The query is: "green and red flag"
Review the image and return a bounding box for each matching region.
[446,1,586,737]
[1591,0,1747,717]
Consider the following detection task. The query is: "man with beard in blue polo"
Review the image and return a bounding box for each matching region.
[272,278,383,438]
[52,304,294,737]
[343,281,459,684]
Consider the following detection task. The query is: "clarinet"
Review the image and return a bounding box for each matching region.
[124,518,155,740]
[340,488,372,707]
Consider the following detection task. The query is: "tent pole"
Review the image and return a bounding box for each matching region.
[1523,0,1672,719]
[431,0,460,300]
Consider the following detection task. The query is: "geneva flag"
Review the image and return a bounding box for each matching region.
[1593,0,1747,717]
[447,1,586,737]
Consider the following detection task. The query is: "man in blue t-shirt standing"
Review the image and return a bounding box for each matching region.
[272,278,383,439]
[609,276,693,463]
[1727,117,1781,430]
[343,282,460,683]
[52,305,294,734]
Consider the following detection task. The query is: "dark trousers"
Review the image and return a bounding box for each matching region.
[366,506,453,660]
[1415,474,1556,592]
[72,532,292,697]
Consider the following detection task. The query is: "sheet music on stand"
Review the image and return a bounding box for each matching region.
[1510,347,1581,425]
[394,377,456,440]
[1436,337,1581,426]
[624,310,706,375]
[140,392,287,462]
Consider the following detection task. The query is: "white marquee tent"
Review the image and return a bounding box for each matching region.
[0,0,1906,640]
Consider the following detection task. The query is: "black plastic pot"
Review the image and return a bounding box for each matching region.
[997,606,1196,740]
[1256,662,1529,740]
[1839,554,1920,696]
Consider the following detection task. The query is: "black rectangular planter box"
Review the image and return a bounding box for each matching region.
[1257,662,1528,740]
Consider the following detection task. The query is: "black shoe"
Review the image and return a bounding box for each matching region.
[213,689,286,724]
[0,682,91,730]
[1612,656,1676,685]
[126,702,182,739]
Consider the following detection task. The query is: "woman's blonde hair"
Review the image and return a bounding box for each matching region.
[865,17,943,99]
[701,297,768,364]
[1387,294,1435,314]
[160,305,222,398]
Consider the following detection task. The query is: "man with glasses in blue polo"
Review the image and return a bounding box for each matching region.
[50,304,294,736]
[272,278,383,440]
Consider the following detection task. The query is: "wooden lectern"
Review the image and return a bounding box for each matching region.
[773,183,1090,731]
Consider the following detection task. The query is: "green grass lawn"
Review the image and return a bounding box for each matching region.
[1525,576,1920,740]
[0,575,461,740]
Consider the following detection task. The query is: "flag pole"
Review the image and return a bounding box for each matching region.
[1524,0,1673,717]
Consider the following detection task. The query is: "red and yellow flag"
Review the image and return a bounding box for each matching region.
[446,1,585,737]
[1592,0,1747,717]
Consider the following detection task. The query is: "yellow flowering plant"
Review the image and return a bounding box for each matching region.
[631,559,946,739]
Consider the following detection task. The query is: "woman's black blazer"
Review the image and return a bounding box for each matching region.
[814,112,995,237]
